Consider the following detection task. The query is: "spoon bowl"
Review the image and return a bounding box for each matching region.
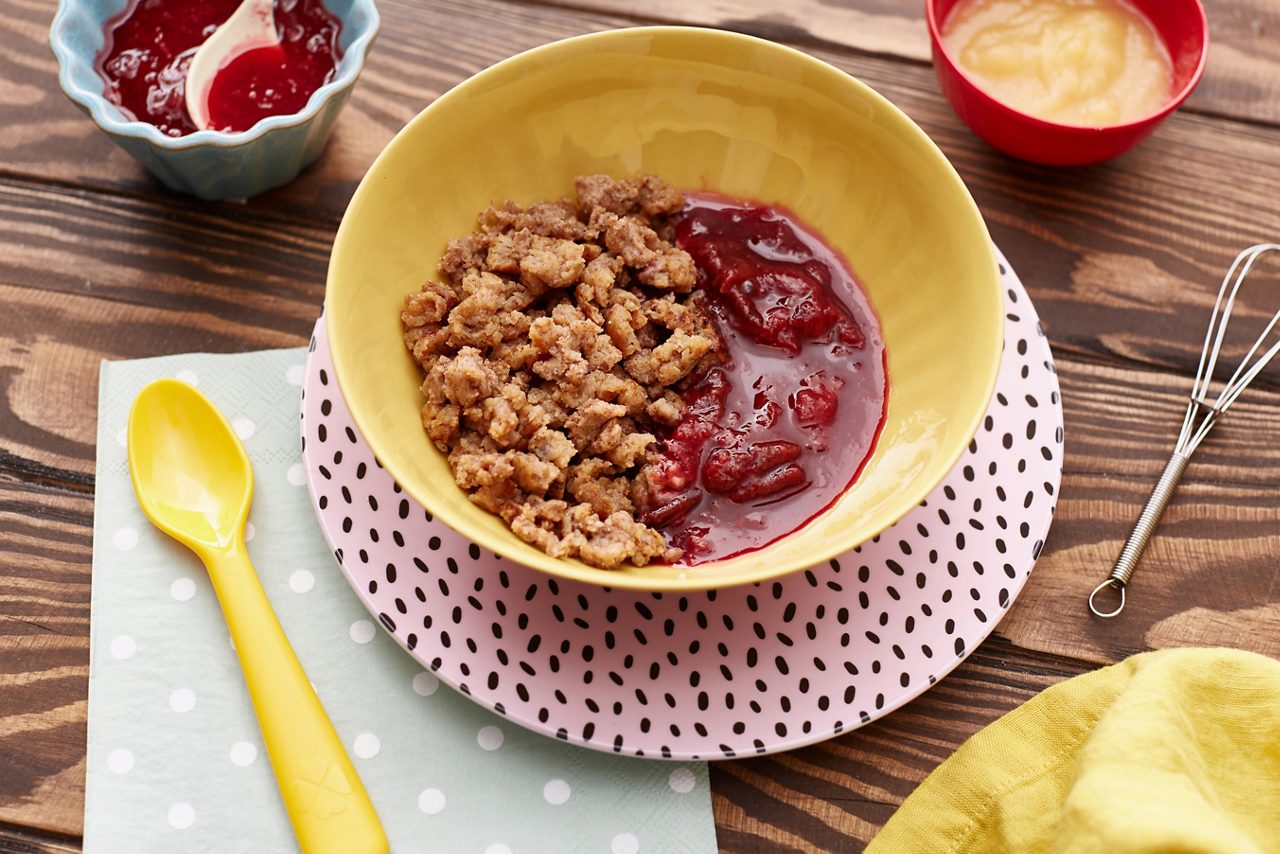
[127,379,387,854]
[184,0,281,131]
[128,380,251,550]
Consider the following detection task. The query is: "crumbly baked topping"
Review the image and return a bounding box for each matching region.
[401,175,720,568]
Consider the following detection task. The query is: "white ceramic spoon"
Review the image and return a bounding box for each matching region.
[185,0,280,131]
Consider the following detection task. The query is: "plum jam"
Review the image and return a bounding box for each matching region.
[641,195,888,564]
[98,0,342,137]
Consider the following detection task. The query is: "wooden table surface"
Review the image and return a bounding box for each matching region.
[3,0,1280,850]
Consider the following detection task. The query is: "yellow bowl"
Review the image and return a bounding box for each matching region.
[326,27,1002,591]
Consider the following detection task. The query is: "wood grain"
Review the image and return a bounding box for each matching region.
[551,0,1280,125]
[5,0,638,219]
[0,278,313,479]
[0,823,80,854]
[0,479,91,838]
[9,17,1280,382]
[711,637,1091,851]
[2,291,1277,844]
[2,0,1279,850]
[11,0,1279,225]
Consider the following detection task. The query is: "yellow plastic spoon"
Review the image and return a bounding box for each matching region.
[127,379,388,854]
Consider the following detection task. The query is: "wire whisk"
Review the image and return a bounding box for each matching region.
[1089,244,1280,618]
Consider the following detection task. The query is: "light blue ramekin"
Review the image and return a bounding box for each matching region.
[50,0,379,201]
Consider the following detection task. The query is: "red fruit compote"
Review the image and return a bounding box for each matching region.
[640,195,888,564]
[97,0,342,136]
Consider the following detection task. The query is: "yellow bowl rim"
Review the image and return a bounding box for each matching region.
[326,25,1003,592]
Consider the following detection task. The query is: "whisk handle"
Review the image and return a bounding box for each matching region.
[1089,452,1191,618]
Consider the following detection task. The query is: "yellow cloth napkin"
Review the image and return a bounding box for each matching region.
[867,648,1280,854]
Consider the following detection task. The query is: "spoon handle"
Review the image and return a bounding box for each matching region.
[206,540,388,854]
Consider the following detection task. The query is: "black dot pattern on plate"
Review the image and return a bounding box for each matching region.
[300,248,1063,761]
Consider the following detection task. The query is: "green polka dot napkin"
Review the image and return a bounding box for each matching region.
[87,348,717,854]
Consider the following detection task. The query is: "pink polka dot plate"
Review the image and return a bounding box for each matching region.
[301,249,1062,759]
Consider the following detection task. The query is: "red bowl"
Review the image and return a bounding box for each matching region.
[926,0,1209,166]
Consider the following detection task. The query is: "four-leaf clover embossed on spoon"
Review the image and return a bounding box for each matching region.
[128,379,388,854]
